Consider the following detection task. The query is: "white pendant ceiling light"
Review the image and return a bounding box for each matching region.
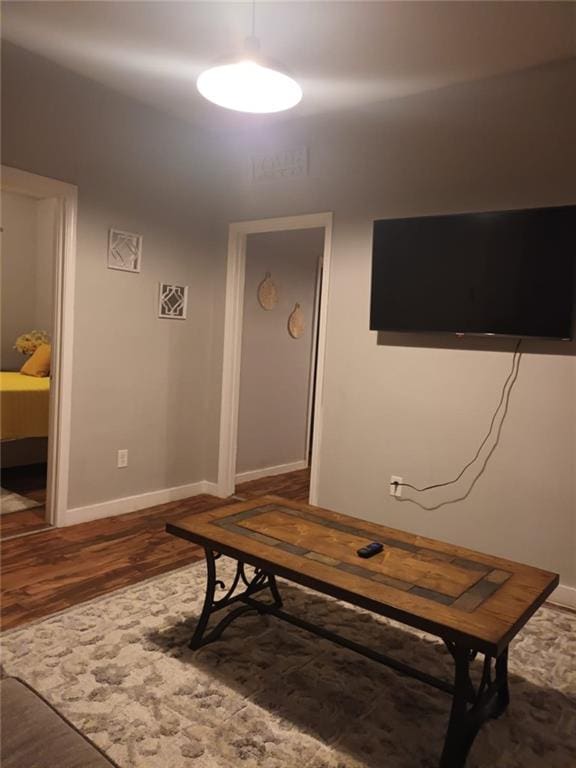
[197,2,302,114]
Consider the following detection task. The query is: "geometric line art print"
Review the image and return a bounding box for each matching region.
[158,283,188,320]
[108,229,143,273]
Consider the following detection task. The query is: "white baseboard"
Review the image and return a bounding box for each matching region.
[64,480,216,526]
[235,460,308,485]
[63,465,307,527]
[201,481,228,498]
[548,583,576,610]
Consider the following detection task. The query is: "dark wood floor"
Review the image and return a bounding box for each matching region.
[234,468,310,502]
[0,507,49,539]
[0,469,310,631]
[1,463,49,539]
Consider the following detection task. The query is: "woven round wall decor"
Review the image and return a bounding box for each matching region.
[288,303,305,339]
[257,272,278,310]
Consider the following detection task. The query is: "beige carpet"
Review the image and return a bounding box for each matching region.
[1,558,575,768]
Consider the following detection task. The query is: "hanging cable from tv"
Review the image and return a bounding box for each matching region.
[393,338,522,497]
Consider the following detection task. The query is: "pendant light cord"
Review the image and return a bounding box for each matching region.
[245,0,260,55]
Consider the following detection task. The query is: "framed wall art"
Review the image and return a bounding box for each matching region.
[158,283,188,320]
[108,228,142,273]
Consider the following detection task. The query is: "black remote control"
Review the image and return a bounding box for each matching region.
[357,542,384,558]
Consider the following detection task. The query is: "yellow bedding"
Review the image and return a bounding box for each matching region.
[0,372,50,440]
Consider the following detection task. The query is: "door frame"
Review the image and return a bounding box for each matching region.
[304,249,325,464]
[1,166,78,528]
[217,212,333,504]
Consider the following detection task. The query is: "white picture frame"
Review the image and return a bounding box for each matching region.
[158,283,188,320]
[108,228,142,273]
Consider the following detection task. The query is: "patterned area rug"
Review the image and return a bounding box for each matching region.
[0,487,41,515]
[1,558,575,768]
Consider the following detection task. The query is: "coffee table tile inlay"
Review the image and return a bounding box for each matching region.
[217,503,512,610]
[167,495,558,768]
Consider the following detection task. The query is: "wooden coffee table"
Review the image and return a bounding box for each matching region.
[167,495,558,768]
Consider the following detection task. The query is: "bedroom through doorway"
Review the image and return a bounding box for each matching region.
[1,188,57,537]
[0,167,77,539]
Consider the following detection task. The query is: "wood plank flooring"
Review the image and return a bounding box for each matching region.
[0,469,310,631]
[234,469,311,502]
[1,462,49,539]
[0,508,50,539]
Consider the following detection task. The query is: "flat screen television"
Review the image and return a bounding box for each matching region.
[370,205,576,339]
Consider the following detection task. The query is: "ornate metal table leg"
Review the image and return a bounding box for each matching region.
[439,646,478,768]
[189,548,220,649]
[267,574,283,609]
[189,549,284,649]
[439,643,510,768]
[493,647,509,718]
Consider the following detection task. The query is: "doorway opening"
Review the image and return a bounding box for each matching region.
[0,167,77,539]
[217,213,333,505]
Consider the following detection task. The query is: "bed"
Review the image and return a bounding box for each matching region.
[0,373,50,440]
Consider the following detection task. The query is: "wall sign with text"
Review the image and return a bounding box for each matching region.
[252,147,308,183]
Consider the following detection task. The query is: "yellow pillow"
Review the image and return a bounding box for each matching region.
[20,344,51,377]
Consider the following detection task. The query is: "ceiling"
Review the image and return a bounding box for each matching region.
[2,1,575,127]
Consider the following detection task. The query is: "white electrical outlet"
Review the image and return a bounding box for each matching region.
[390,475,403,497]
[117,449,128,468]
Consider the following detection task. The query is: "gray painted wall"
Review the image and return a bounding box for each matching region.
[237,228,323,475]
[204,59,576,589]
[1,192,55,372]
[1,190,39,370]
[1,42,226,508]
[35,198,57,340]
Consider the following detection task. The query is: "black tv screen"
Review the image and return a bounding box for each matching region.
[370,205,576,339]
